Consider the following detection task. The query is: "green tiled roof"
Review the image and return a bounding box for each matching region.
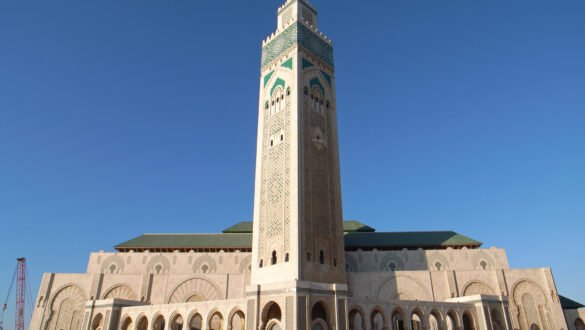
[222,221,376,234]
[115,233,252,250]
[343,220,376,233]
[223,222,253,233]
[116,224,481,251]
[560,295,585,310]
[343,231,481,249]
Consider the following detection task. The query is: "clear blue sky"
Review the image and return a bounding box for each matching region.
[1,0,584,327]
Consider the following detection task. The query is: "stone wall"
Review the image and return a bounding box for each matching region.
[29,248,568,330]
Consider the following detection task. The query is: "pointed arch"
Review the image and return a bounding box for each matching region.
[370,306,387,330]
[348,306,366,330]
[192,255,218,274]
[428,309,442,330]
[136,314,148,330]
[462,281,495,296]
[167,277,222,303]
[462,310,476,330]
[445,309,460,330]
[228,308,245,330]
[47,284,86,330]
[207,309,224,330]
[378,274,432,301]
[100,255,125,274]
[102,284,137,301]
[120,315,133,330]
[187,311,203,330]
[302,68,332,99]
[411,307,425,330]
[271,78,286,96]
[311,300,329,324]
[91,313,103,330]
[511,279,550,330]
[152,313,165,330]
[391,306,407,330]
[169,312,184,330]
[261,301,282,328]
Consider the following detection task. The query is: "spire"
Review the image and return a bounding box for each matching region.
[277,0,318,30]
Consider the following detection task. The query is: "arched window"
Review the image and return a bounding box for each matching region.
[311,302,327,322]
[91,313,103,330]
[189,314,202,330]
[285,253,289,262]
[429,313,440,330]
[170,314,183,330]
[435,261,442,271]
[153,315,166,330]
[391,310,404,330]
[319,250,324,264]
[304,86,309,95]
[263,302,282,330]
[208,312,223,330]
[462,312,475,330]
[314,97,320,113]
[491,309,504,330]
[267,304,281,321]
[265,101,269,110]
[137,316,148,330]
[411,312,422,330]
[230,311,245,330]
[287,87,291,96]
[259,259,263,268]
[371,310,385,330]
[349,309,365,330]
[271,251,277,265]
[121,317,133,330]
[270,98,275,116]
[480,260,488,270]
[445,312,457,330]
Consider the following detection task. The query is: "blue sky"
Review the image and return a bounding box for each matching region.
[0,0,584,327]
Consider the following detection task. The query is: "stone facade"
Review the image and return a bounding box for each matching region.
[563,309,585,330]
[29,1,578,329]
[30,247,570,329]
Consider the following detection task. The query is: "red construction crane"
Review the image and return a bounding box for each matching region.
[0,258,27,330]
[16,258,26,330]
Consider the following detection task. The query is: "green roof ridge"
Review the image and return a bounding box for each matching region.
[223,221,253,233]
[223,220,376,233]
[559,295,585,310]
[343,220,376,232]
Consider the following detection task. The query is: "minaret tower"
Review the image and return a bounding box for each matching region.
[248,1,347,329]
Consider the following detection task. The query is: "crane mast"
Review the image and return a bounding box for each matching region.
[0,258,26,330]
[16,258,26,330]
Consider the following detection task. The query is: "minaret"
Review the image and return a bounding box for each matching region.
[248,1,347,329]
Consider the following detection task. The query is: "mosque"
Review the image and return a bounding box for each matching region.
[29,1,584,329]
